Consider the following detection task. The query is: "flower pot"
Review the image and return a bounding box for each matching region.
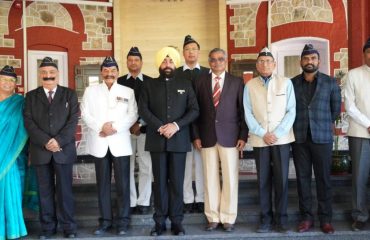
[331,154,351,175]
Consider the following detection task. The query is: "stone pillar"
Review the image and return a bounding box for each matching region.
[348,0,369,69]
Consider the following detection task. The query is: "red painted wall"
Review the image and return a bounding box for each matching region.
[1,1,113,90]
[227,0,348,75]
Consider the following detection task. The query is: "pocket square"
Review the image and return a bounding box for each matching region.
[177,89,185,94]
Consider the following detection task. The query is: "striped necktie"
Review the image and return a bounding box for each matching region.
[213,76,221,107]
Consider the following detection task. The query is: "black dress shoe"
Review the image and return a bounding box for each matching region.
[183,203,193,213]
[63,233,77,238]
[352,221,366,231]
[171,224,185,236]
[256,223,272,233]
[223,223,234,232]
[117,224,128,235]
[275,224,289,233]
[150,223,166,236]
[39,230,56,239]
[93,225,111,235]
[137,205,150,214]
[196,202,204,213]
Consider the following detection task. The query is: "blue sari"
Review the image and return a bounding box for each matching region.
[0,94,28,240]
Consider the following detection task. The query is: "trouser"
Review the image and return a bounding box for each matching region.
[129,134,152,207]
[35,159,76,234]
[254,144,290,226]
[349,137,370,222]
[292,136,333,224]
[183,146,204,204]
[201,144,239,224]
[94,148,130,228]
[151,152,186,226]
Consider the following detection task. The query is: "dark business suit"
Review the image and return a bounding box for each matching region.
[192,71,248,224]
[291,72,341,224]
[139,75,199,227]
[24,85,78,234]
[192,72,248,147]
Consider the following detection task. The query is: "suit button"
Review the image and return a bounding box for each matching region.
[168,106,171,109]
[215,120,218,123]
[167,115,170,118]
[50,124,53,127]
[49,113,53,116]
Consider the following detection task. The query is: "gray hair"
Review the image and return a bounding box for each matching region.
[208,48,227,60]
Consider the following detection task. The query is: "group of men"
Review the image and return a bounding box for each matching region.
[20,36,370,238]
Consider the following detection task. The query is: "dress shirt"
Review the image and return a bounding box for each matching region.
[43,86,57,99]
[183,63,200,71]
[244,75,296,139]
[211,71,225,91]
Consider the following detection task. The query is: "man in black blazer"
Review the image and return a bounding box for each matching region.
[139,47,199,236]
[192,48,248,232]
[291,44,341,234]
[24,57,79,239]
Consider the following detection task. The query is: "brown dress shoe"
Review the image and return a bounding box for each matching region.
[321,223,334,234]
[205,222,219,231]
[352,221,366,231]
[223,223,234,232]
[298,220,313,233]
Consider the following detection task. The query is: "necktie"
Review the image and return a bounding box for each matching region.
[213,77,221,107]
[48,90,54,103]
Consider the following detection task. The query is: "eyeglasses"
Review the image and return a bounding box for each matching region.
[209,57,226,63]
[256,59,274,65]
[0,77,16,83]
[184,48,199,52]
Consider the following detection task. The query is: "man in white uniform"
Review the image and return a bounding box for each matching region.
[81,56,138,236]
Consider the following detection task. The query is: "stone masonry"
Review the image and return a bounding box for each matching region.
[0,1,13,48]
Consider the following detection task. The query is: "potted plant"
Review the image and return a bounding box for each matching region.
[331,112,351,175]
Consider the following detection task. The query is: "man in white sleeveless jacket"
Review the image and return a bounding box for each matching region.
[343,37,370,232]
[243,47,296,233]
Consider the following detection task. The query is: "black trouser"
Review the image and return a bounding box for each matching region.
[94,148,130,228]
[292,136,333,224]
[35,159,76,234]
[254,144,290,226]
[150,152,186,227]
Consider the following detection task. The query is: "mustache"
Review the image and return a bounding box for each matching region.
[104,75,115,79]
[42,77,55,81]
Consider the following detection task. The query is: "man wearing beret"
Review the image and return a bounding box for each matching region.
[343,37,370,231]
[175,35,209,214]
[244,47,296,233]
[118,47,153,215]
[192,48,248,232]
[139,46,199,236]
[291,44,341,234]
[81,57,138,236]
[24,57,79,239]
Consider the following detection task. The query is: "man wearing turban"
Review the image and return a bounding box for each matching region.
[139,46,199,236]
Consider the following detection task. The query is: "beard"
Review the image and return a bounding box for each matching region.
[159,67,175,78]
[302,63,319,73]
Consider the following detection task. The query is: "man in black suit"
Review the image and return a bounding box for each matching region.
[192,48,248,232]
[117,47,153,215]
[139,46,199,236]
[24,57,79,239]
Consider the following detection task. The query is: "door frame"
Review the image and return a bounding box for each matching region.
[27,50,68,92]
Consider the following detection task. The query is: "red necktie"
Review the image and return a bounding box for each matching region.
[48,91,54,103]
[213,77,221,107]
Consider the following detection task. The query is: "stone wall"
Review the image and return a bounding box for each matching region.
[79,57,105,65]
[0,55,21,69]
[334,48,348,77]
[25,2,73,31]
[0,1,13,48]
[79,4,112,51]
[271,0,333,27]
[229,3,260,48]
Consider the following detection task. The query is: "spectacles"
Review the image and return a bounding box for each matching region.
[0,77,16,83]
[257,59,274,65]
[184,48,199,52]
[209,57,226,63]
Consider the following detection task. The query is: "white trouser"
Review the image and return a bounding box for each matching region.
[183,146,204,203]
[130,134,152,207]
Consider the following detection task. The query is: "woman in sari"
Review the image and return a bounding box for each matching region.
[0,65,28,239]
